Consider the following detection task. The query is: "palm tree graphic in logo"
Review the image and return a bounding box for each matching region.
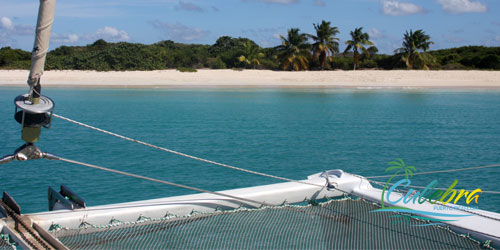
[376,158,417,225]
[380,158,416,209]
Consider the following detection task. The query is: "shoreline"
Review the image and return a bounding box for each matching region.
[1,69,499,89]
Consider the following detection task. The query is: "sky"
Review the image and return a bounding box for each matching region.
[0,0,499,54]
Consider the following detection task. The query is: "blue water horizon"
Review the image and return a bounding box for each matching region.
[1,87,499,214]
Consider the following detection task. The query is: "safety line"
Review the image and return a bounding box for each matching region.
[53,114,326,189]
[48,154,275,207]
[53,114,499,197]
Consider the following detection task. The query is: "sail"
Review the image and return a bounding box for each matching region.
[27,0,57,87]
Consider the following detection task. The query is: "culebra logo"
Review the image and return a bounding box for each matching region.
[372,158,482,226]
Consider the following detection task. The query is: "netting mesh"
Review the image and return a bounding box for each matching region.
[50,199,483,249]
[0,235,15,250]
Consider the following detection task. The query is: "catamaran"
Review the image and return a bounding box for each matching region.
[1,0,499,249]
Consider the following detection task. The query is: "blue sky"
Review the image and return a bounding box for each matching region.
[1,0,499,54]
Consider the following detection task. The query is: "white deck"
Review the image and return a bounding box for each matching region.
[29,171,347,230]
[2,170,499,249]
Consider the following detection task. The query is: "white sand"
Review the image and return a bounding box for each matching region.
[1,69,499,88]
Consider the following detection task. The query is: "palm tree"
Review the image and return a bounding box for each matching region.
[308,20,339,70]
[344,27,375,70]
[395,29,434,70]
[238,41,264,69]
[380,158,416,208]
[277,28,310,71]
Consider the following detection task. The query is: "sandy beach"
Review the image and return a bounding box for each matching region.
[1,69,499,88]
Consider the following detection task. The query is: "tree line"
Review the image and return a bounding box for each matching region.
[0,20,499,71]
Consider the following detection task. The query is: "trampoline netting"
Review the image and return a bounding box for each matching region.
[0,234,15,250]
[49,198,486,249]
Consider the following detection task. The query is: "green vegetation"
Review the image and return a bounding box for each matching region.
[308,20,339,70]
[429,46,500,70]
[277,28,311,71]
[177,67,197,72]
[344,27,374,70]
[1,22,499,71]
[0,47,31,69]
[394,29,435,70]
[237,40,265,69]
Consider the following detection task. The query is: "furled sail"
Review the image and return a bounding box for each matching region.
[27,0,57,87]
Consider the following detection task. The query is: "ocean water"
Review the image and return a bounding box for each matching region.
[0,87,499,214]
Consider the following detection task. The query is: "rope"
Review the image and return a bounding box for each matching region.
[52,114,326,189]
[368,180,500,194]
[52,114,498,197]
[366,164,500,179]
[47,153,276,207]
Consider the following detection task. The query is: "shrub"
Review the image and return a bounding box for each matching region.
[359,59,377,69]
[177,67,197,72]
[478,55,500,69]
[206,57,227,69]
[442,63,468,70]
[331,57,352,70]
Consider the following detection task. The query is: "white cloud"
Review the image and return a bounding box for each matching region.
[86,26,130,42]
[52,33,79,44]
[380,0,426,16]
[1,17,14,30]
[240,27,284,47]
[150,21,208,42]
[0,16,34,35]
[367,28,384,39]
[68,34,79,43]
[0,16,33,47]
[436,0,487,14]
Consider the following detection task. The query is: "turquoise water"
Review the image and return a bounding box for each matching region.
[1,87,499,214]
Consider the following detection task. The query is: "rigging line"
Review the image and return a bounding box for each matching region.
[368,180,500,195]
[52,113,326,189]
[365,164,500,179]
[48,153,275,207]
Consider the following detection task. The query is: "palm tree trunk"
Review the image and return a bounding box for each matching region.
[320,52,326,70]
[409,53,414,70]
[353,52,358,71]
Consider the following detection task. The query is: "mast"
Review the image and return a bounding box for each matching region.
[15,0,57,145]
[2,0,57,164]
[27,0,57,104]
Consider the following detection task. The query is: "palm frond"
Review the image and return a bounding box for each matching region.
[399,29,434,69]
[385,166,403,172]
[278,28,310,71]
[344,44,353,54]
[344,27,376,69]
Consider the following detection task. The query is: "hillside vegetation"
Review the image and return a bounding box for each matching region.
[1,38,499,71]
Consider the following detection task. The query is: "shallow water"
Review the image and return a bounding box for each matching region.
[1,87,499,213]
